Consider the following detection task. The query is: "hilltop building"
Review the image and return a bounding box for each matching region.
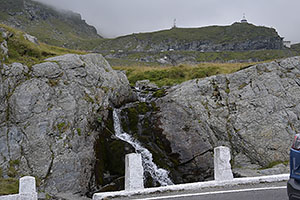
[241,14,248,23]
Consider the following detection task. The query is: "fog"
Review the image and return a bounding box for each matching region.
[34,0,300,43]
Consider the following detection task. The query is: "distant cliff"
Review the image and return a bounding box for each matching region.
[0,0,101,49]
[96,23,284,53]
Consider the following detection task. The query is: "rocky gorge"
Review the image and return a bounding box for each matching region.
[0,53,299,198]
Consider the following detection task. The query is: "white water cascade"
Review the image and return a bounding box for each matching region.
[113,109,173,186]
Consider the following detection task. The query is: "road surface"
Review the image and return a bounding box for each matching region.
[112,181,288,200]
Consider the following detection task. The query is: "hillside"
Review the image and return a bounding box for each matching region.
[0,0,297,65]
[94,23,299,65]
[0,24,83,66]
[0,0,102,49]
[292,43,300,52]
[95,23,284,53]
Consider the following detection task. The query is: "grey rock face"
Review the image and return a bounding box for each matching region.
[132,37,283,53]
[0,54,135,195]
[155,56,300,181]
[23,33,39,45]
[0,40,8,58]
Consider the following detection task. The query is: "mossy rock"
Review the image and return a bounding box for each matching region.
[153,89,166,98]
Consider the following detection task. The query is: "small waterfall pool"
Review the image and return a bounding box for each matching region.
[113,109,173,186]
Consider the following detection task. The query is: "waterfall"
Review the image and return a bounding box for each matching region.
[113,109,173,186]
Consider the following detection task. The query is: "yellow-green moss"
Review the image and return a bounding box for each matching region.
[0,178,19,195]
[7,160,20,178]
[76,128,82,136]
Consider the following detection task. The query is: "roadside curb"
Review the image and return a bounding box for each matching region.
[93,174,289,199]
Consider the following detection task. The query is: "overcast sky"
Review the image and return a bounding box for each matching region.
[35,0,299,43]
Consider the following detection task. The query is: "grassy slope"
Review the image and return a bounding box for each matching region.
[133,23,278,43]
[96,23,281,52]
[0,178,18,195]
[0,0,102,50]
[0,24,84,66]
[292,43,300,52]
[113,62,255,87]
[96,23,298,64]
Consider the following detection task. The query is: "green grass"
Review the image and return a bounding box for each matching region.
[113,62,254,87]
[0,178,19,195]
[24,19,103,50]
[132,23,278,43]
[292,43,300,52]
[96,23,282,52]
[0,24,85,66]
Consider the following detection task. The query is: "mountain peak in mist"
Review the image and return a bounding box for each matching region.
[0,0,102,49]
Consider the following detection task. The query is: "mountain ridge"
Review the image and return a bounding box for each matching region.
[0,0,298,64]
[95,22,284,53]
[0,0,102,49]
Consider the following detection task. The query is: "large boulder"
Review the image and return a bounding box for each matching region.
[155,56,300,181]
[0,54,135,195]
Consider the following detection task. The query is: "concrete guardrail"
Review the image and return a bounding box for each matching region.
[0,176,37,200]
[93,146,289,200]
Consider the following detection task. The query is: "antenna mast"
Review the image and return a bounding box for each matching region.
[173,18,177,28]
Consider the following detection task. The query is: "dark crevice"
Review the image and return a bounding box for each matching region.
[177,149,212,167]
[44,145,54,180]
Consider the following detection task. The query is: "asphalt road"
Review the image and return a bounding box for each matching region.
[113,181,288,200]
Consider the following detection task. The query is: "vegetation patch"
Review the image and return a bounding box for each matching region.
[84,93,95,103]
[57,122,70,133]
[114,62,254,87]
[0,24,85,66]
[48,79,60,87]
[96,23,285,53]
[259,160,289,170]
[153,89,166,98]
[239,82,248,90]
[7,160,20,178]
[76,128,82,136]
[0,178,19,195]
[0,164,19,195]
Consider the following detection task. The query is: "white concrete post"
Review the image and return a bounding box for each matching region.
[19,176,38,200]
[214,146,234,181]
[125,153,144,191]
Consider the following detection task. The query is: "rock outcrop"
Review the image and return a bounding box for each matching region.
[154,56,300,181]
[0,54,135,195]
[1,51,299,197]
[0,27,9,61]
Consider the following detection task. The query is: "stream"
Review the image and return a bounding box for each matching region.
[113,108,173,186]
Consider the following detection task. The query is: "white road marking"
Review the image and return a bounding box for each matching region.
[135,186,287,200]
